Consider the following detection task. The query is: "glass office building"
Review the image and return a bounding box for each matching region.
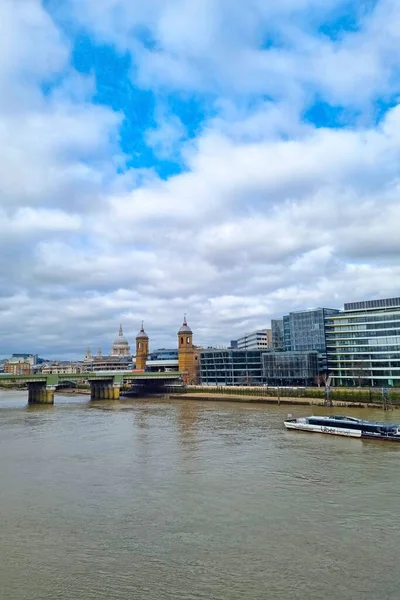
[263,352,318,386]
[271,319,284,350]
[325,297,400,387]
[236,329,272,350]
[285,308,339,352]
[282,307,339,373]
[199,349,264,386]
[283,315,291,351]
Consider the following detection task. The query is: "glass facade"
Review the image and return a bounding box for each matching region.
[281,307,339,374]
[271,319,284,350]
[285,308,339,352]
[344,297,400,311]
[283,315,291,351]
[148,349,178,361]
[199,350,264,386]
[263,352,318,385]
[325,299,400,387]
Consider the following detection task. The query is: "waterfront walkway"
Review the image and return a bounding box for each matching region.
[171,392,386,409]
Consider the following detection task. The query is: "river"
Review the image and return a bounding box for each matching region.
[1,390,399,600]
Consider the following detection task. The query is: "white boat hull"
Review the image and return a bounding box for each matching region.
[284,421,361,438]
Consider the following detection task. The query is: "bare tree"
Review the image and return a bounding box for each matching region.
[314,373,328,388]
[352,361,368,387]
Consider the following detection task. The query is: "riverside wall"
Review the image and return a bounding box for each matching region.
[169,385,400,409]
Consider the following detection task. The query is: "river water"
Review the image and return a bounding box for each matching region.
[1,390,400,600]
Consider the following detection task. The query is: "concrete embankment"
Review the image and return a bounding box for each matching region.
[169,393,386,409]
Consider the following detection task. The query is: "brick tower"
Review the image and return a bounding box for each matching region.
[178,315,197,384]
[135,322,149,370]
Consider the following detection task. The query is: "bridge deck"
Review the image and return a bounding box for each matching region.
[0,371,183,385]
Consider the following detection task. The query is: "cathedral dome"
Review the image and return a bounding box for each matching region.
[111,325,131,356]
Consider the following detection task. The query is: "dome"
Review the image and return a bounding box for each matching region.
[113,325,129,347]
[178,315,192,334]
[111,325,131,357]
[136,321,148,339]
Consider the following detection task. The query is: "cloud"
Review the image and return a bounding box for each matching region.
[1,0,400,358]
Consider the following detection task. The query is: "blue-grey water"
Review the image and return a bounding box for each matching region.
[1,390,400,600]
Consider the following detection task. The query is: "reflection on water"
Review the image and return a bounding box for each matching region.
[1,390,400,600]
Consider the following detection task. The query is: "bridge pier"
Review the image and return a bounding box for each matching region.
[89,381,120,401]
[28,383,55,405]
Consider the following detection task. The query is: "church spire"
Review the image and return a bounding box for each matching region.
[119,324,123,336]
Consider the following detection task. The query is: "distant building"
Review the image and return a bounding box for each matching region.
[146,348,179,373]
[281,307,340,374]
[199,349,264,386]
[41,362,83,375]
[4,361,31,375]
[326,297,400,387]
[82,324,133,371]
[83,347,133,372]
[178,316,199,384]
[283,308,339,352]
[9,354,37,366]
[111,325,131,357]
[263,352,318,386]
[135,323,149,370]
[236,329,272,351]
[271,319,284,350]
[199,347,319,387]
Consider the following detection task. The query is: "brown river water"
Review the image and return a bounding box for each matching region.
[1,390,400,600]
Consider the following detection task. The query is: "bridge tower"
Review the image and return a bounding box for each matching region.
[136,322,149,370]
[178,315,198,384]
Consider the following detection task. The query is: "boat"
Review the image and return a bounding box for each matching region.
[284,414,400,441]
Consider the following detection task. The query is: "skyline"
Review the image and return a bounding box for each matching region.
[0,292,389,361]
[2,1,400,358]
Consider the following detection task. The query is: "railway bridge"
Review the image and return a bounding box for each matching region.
[0,372,183,404]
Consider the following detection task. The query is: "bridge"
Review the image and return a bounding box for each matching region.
[0,372,183,404]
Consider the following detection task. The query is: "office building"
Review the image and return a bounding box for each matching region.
[146,349,179,372]
[282,307,340,374]
[199,349,264,386]
[284,308,339,352]
[271,319,284,350]
[283,315,292,351]
[325,297,400,387]
[263,352,318,386]
[236,329,272,350]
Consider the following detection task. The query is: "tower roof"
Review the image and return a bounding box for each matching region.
[178,314,192,334]
[136,321,148,339]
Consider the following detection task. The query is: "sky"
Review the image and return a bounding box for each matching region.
[1,0,400,359]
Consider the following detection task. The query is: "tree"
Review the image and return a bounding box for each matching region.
[314,373,328,388]
[352,361,368,387]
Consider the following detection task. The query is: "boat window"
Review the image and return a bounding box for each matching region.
[309,418,361,429]
[362,424,379,433]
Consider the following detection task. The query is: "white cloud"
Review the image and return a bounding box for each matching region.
[66,0,400,106]
[1,0,400,357]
